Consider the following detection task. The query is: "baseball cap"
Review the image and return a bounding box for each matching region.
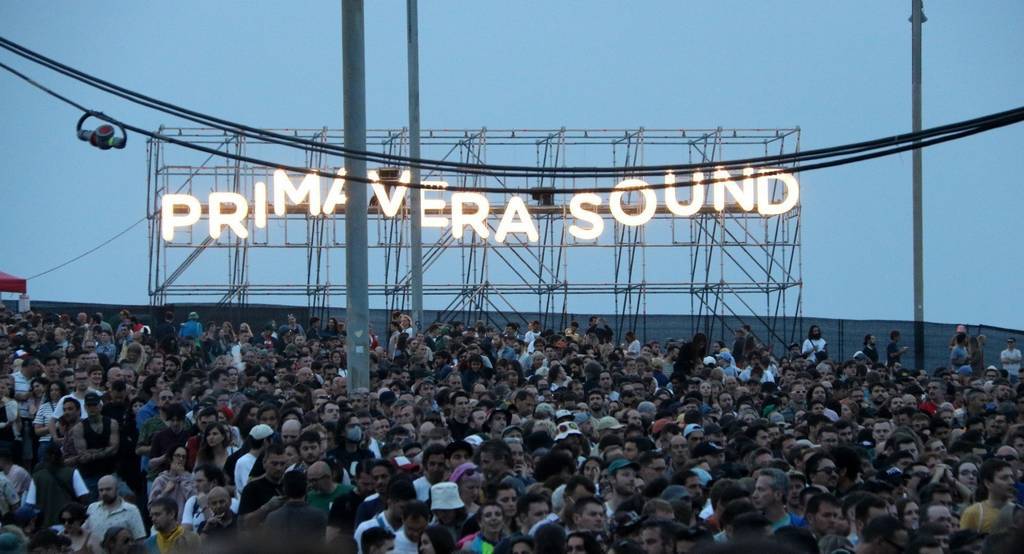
[554,421,582,441]
[449,462,479,483]
[692,441,725,457]
[445,440,474,459]
[689,467,713,487]
[607,458,640,476]
[651,417,673,436]
[594,416,624,432]
[683,423,704,438]
[661,485,691,502]
[249,424,274,440]
[84,392,102,406]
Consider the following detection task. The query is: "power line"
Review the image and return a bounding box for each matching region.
[25,218,146,281]
[3,55,1023,195]
[2,35,1023,180]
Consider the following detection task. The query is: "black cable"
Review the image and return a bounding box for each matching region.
[4,51,1024,194]
[3,35,1024,179]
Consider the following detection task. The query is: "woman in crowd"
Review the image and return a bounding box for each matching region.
[149,446,197,520]
[32,379,65,462]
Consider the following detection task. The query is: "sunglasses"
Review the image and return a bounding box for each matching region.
[997,455,1019,462]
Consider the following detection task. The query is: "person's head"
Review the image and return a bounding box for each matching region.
[608,459,639,497]
[101,527,135,554]
[479,501,506,536]
[61,397,81,422]
[979,458,1015,501]
[207,486,232,517]
[263,444,289,483]
[566,531,602,554]
[516,493,552,533]
[305,461,334,494]
[572,496,606,533]
[806,453,838,490]
[163,403,187,432]
[860,515,908,554]
[639,519,677,554]
[751,468,788,512]
[97,475,120,505]
[362,526,395,554]
[477,439,513,479]
[58,502,87,532]
[280,418,302,444]
[279,469,307,501]
[921,503,954,535]
[805,493,843,537]
[400,500,431,544]
[419,525,456,554]
[149,497,180,534]
[386,476,418,517]
[298,430,323,465]
[854,494,889,537]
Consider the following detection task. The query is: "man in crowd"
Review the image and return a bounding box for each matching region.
[0,307,1021,553]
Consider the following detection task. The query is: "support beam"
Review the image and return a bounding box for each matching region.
[912,0,926,370]
[342,0,370,391]
[407,0,424,331]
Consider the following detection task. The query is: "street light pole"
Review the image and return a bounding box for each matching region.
[407,0,424,331]
[342,0,370,390]
[911,0,926,371]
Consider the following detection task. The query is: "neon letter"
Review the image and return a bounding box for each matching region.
[322,168,347,215]
[161,194,202,241]
[208,192,249,239]
[664,171,706,216]
[368,169,409,218]
[254,181,268,228]
[713,168,755,212]
[450,192,490,239]
[568,193,604,240]
[273,169,321,216]
[609,179,656,226]
[756,170,800,215]
[494,196,539,243]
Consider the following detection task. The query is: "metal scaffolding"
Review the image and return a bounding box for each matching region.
[146,127,802,349]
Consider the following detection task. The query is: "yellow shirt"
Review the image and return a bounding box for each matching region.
[960,500,1002,533]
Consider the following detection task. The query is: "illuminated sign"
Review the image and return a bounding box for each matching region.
[160,167,799,243]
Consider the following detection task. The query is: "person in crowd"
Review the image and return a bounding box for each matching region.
[83,475,146,550]
[0,307,1022,554]
[143,496,200,553]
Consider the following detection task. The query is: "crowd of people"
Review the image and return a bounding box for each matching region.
[0,304,1021,554]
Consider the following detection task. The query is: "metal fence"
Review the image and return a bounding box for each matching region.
[5,300,1019,372]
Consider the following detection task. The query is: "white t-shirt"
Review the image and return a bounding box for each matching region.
[353,512,396,554]
[53,391,101,420]
[12,371,31,417]
[1001,348,1022,376]
[181,494,240,528]
[234,453,258,493]
[392,527,419,554]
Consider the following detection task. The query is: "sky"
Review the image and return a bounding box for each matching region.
[0,1,1022,329]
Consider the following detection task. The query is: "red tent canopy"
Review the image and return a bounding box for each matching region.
[0,272,26,294]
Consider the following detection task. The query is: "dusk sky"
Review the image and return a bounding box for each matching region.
[1,1,1021,329]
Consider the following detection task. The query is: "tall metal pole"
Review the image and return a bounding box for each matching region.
[912,0,925,371]
[407,0,424,331]
[343,0,370,391]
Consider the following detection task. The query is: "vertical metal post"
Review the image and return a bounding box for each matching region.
[912,0,925,371]
[343,0,370,391]
[407,0,424,331]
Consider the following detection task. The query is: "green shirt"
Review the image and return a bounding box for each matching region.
[307,484,351,512]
